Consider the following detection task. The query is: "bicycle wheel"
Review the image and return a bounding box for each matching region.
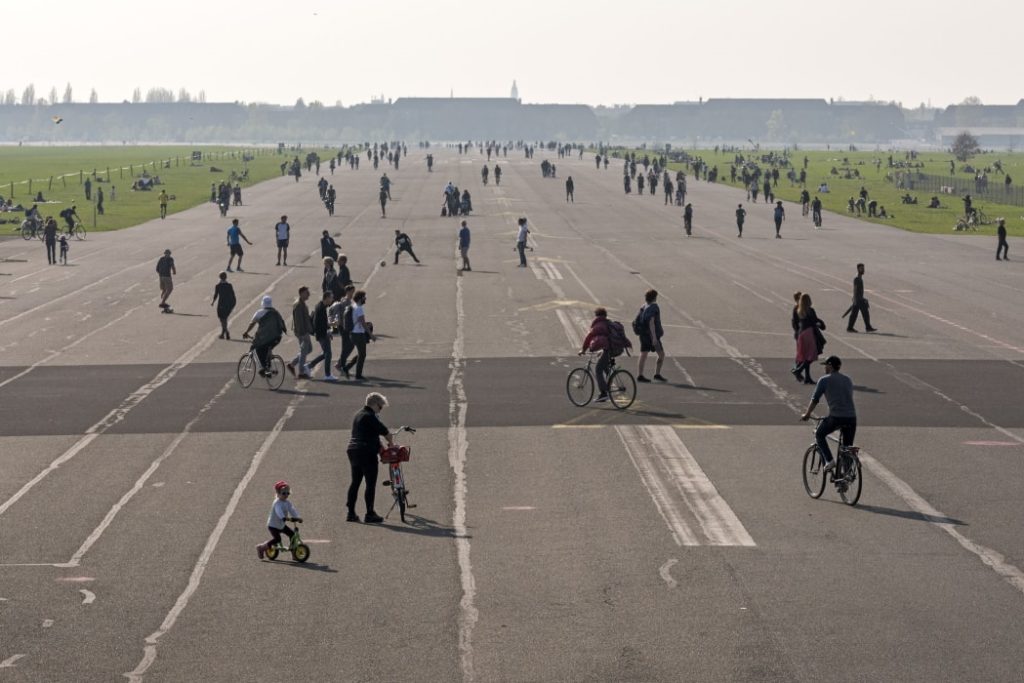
[566,368,594,407]
[802,445,827,499]
[607,369,636,409]
[264,355,285,390]
[236,353,257,388]
[265,545,279,561]
[398,489,407,523]
[292,543,310,563]
[21,226,33,240]
[74,225,86,240]
[838,453,863,506]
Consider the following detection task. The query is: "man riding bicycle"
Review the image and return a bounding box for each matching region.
[580,307,613,403]
[242,295,287,374]
[800,355,856,472]
[59,205,80,231]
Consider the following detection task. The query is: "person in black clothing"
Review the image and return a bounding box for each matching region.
[346,392,394,523]
[683,203,693,236]
[336,254,352,287]
[792,293,825,384]
[210,271,236,339]
[43,217,58,264]
[846,263,876,332]
[321,230,339,261]
[96,187,104,215]
[156,249,176,311]
[996,218,1009,260]
[306,290,337,380]
[394,230,419,264]
[565,176,575,203]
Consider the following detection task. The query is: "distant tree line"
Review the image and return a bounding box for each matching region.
[0,84,207,105]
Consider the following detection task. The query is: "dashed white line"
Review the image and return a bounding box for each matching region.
[79,590,95,605]
[0,654,26,668]
[41,619,54,628]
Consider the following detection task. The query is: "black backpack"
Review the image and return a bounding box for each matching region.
[631,306,646,336]
[607,320,632,357]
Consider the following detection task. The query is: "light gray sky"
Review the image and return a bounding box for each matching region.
[8,0,1020,108]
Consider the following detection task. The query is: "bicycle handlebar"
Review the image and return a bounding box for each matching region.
[389,426,416,436]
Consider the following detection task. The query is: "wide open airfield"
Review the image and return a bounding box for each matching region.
[1,149,1024,681]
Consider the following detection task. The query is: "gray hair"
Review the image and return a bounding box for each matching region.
[366,392,388,408]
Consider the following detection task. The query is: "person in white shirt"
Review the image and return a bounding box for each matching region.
[256,480,302,559]
[516,217,530,267]
[274,215,290,266]
[341,290,373,380]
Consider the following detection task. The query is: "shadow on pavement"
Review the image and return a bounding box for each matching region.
[853,385,884,394]
[378,514,459,538]
[262,560,339,573]
[849,502,966,526]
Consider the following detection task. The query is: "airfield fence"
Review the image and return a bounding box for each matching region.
[893,171,1024,208]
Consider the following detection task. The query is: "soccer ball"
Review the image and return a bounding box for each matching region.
[380,260,386,267]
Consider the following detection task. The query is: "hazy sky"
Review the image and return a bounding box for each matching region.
[7,0,1020,108]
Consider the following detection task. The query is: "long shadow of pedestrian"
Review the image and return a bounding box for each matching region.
[853,385,884,394]
[273,387,331,398]
[376,514,461,538]
[167,312,207,317]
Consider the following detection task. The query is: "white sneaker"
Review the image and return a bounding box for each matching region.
[323,374,337,381]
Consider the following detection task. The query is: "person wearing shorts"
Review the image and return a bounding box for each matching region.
[226,218,252,272]
[156,249,176,310]
[275,215,290,266]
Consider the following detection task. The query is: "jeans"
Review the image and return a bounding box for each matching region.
[997,238,1009,260]
[848,301,872,330]
[265,524,294,549]
[594,349,610,395]
[345,333,368,378]
[292,334,312,372]
[346,450,379,513]
[307,335,332,374]
[815,416,857,463]
[336,331,353,370]
[395,245,419,264]
[517,241,527,265]
[45,239,56,264]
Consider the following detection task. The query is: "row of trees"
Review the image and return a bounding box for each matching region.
[0,85,208,105]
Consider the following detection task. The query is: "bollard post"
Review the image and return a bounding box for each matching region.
[79,170,83,184]
[48,176,53,190]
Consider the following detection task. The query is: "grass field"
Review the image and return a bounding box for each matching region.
[612,147,1024,237]
[0,146,330,234]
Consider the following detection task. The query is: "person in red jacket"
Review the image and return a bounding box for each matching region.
[580,307,612,403]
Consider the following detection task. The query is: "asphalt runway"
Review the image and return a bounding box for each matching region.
[2,148,1024,682]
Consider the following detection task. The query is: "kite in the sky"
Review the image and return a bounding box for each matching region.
[51,116,63,125]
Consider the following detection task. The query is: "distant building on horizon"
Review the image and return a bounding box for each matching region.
[511,80,519,101]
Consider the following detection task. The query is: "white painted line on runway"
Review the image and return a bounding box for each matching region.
[542,262,563,280]
[670,424,730,430]
[501,506,536,511]
[529,263,545,280]
[555,309,583,349]
[0,654,26,668]
[732,279,775,304]
[79,589,95,605]
[63,376,236,567]
[562,263,600,306]
[446,267,477,683]
[659,559,678,589]
[0,433,99,517]
[615,426,699,546]
[551,424,603,429]
[963,441,1022,447]
[125,394,304,682]
[41,619,53,628]
[859,451,1024,596]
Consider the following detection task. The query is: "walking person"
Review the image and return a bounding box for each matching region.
[379,186,388,218]
[333,284,357,376]
[43,216,58,264]
[565,176,575,203]
[342,290,373,381]
[337,253,352,287]
[320,230,339,261]
[58,234,69,265]
[683,203,693,237]
[996,218,1009,260]
[322,257,346,301]
[736,204,746,237]
[96,187,104,215]
[773,201,786,238]
[393,230,420,264]
[345,392,394,523]
[156,249,176,312]
[288,287,313,379]
[210,271,236,339]
[792,293,826,384]
[226,218,253,272]
[635,289,666,383]
[845,263,877,332]
[274,215,290,266]
[516,217,530,267]
[158,189,169,219]
[458,220,471,271]
[306,289,337,381]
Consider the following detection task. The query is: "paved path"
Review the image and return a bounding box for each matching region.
[1,149,1024,682]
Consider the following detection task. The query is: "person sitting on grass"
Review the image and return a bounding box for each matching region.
[927,196,941,209]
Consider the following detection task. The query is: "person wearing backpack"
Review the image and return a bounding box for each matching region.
[633,289,666,382]
[332,285,356,376]
[242,296,288,374]
[580,307,614,403]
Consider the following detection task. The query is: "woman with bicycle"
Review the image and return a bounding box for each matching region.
[346,392,394,524]
[580,307,613,403]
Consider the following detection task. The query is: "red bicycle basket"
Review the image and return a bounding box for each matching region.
[379,445,410,464]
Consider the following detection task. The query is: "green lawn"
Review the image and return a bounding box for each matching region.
[0,146,339,233]
[607,147,1024,237]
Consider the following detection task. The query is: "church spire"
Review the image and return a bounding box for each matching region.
[510,80,519,101]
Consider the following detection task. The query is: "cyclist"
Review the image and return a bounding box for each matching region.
[256,480,302,560]
[579,307,612,403]
[800,355,856,472]
[59,205,80,232]
[241,295,288,374]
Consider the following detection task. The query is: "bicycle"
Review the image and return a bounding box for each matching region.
[566,351,637,409]
[61,222,87,240]
[801,416,863,505]
[264,518,310,563]
[380,426,417,523]
[20,219,44,241]
[236,342,285,390]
